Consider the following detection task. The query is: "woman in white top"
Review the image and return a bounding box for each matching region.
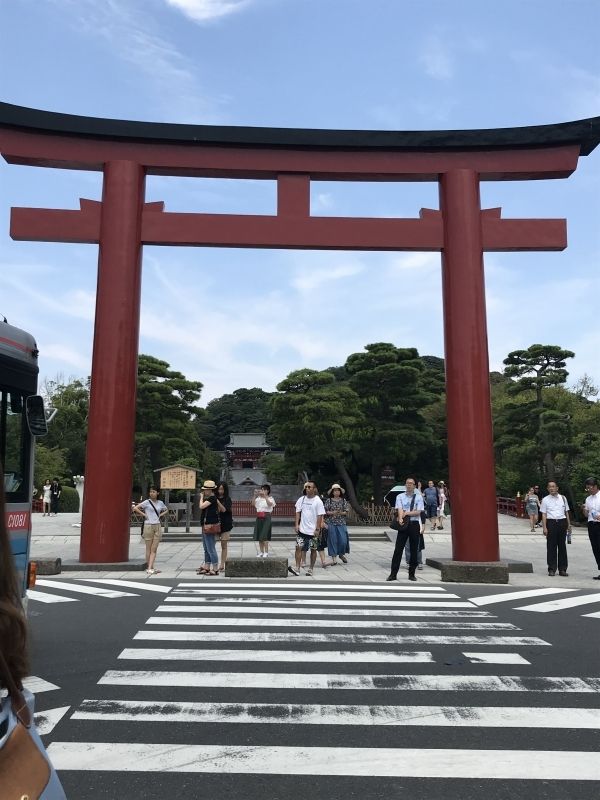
[253,484,276,557]
[41,479,52,516]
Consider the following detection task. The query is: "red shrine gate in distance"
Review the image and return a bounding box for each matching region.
[1,104,598,576]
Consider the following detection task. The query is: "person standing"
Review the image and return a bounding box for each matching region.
[253,484,276,557]
[41,478,51,516]
[387,477,424,582]
[197,480,220,576]
[290,481,325,576]
[422,480,440,530]
[216,482,233,573]
[437,481,447,529]
[540,480,572,577]
[132,486,168,576]
[50,478,61,515]
[582,476,600,580]
[324,484,349,565]
[524,487,541,532]
[533,484,543,527]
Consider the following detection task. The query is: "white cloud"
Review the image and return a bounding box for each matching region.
[290,261,364,293]
[418,34,454,80]
[52,0,227,123]
[43,344,90,371]
[314,192,334,211]
[163,0,251,23]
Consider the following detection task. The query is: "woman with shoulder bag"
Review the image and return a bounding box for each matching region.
[0,462,67,799]
[197,480,221,575]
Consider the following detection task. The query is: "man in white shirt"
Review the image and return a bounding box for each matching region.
[387,477,424,582]
[290,481,325,577]
[540,480,571,577]
[582,476,600,580]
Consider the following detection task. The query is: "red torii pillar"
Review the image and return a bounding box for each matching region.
[2,103,597,574]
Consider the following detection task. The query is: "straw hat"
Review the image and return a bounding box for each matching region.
[201,480,217,490]
[327,483,345,496]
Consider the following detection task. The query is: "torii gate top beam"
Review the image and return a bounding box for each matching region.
[0,102,599,180]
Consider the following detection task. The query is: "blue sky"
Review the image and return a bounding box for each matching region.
[1,0,598,402]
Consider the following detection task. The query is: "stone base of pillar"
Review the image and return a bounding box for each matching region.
[425,558,523,583]
[61,559,147,572]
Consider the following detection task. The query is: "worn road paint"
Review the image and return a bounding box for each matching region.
[118,647,434,663]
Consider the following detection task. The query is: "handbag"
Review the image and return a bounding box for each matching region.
[203,522,221,534]
[0,649,59,800]
[256,511,266,519]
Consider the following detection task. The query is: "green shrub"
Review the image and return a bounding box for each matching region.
[59,486,80,513]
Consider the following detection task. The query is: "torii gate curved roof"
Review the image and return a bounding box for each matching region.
[0,102,599,154]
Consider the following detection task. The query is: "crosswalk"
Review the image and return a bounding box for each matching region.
[43,580,600,786]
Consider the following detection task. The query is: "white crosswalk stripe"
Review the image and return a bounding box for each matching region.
[145,616,516,630]
[46,581,599,786]
[516,592,600,613]
[26,578,173,604]
[46,743,600,780]
[155,604,494,617]
[469,587,575,606]
[132,630,549,646]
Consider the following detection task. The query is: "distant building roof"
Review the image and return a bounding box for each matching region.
[227,433,269,448]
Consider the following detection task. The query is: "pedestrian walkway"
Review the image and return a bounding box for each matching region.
[30,511,600,590]
[43,581,600,787]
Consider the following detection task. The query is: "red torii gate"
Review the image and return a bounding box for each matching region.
[1,104,598,573]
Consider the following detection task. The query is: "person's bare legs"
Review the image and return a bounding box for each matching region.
[295,545,304,570]
[145,540,152,568]
[220,540,228,570]
[529,513,537,532]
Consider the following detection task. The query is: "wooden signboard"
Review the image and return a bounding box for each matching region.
[159,466,197,491]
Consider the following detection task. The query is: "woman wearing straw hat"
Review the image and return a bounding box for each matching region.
[197,480,220,575]
[324,483,350,565]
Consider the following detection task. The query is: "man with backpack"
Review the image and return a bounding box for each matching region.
[132,486,168,576]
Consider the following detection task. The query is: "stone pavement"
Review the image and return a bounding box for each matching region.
[29,512,600,588]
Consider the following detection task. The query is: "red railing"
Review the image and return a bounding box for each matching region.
[231,500,296,517]
[496,496,525,518]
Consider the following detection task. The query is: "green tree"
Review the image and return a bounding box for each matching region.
[134,355,203,494]
[34,443,68,494]
[501,344,576,482]
[344,343,436,502]
[202,388,274,450]
[270,368,367,516]
[41,377,89,475]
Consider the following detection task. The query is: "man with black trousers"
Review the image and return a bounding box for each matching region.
[541,480,571,577]
[387,477,424,582]
[582,476,600,580]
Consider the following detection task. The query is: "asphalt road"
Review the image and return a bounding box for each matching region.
[28,577,600,800]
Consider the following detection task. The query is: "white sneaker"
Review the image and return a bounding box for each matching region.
[263,552,269,558]
[256,553,263,558]
[146,569,155,576]
[306,569,313,576]
[417,564,424,570]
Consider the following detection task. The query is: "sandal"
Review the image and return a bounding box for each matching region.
[196,567,210,574]
[218,566,225,573]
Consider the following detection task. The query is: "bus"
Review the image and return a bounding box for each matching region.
[1,318,48,598]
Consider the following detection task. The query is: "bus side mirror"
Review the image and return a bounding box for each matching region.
[26,395,48,437]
